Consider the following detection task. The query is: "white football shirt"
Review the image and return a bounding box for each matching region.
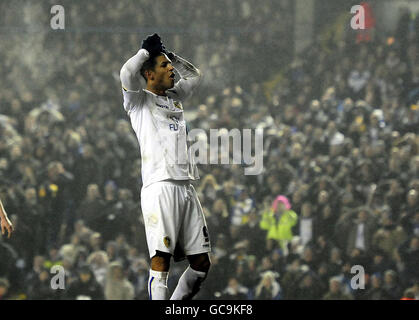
[121,52,201,188]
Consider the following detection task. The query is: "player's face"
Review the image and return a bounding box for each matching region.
[151,54,175,90]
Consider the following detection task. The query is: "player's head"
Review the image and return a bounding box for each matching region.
[140,53,175,91]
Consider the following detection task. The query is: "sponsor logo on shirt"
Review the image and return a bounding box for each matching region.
[169,124,178,131]
[169,116,180,131]
[156,103,169,109]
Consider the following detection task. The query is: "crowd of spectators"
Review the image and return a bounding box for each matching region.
[0,1,418,300]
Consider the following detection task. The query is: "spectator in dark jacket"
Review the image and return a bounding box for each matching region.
[382,270,403,300]
[294,271,325,300]
[27,267,59,300]
[64,265,104,300]
[78,184,105,232]
[364,274,391,300]
[368,250,396,275]
[398,236,419,287]
[346,208,377,256]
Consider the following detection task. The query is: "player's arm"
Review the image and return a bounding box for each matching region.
[0,198,14,238]
[120,48,149,92]
[167,54,202,102]
[120,34,165,112]
[120,48,150,113]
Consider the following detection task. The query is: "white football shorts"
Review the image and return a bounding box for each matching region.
[140,180,211,262]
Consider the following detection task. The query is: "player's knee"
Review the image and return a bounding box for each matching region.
[188,253,211,273]
[151,251,171,272]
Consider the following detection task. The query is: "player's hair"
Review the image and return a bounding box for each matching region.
[140,53,163,82]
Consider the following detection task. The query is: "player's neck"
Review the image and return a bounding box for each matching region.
[146,85,167,97]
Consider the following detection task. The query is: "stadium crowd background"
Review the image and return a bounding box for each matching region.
[0,0,418,300]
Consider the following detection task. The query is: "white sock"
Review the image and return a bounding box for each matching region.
[148,270,169,300]
[170,266,207,300]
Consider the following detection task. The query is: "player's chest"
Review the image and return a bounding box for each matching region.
[150,97,185,133]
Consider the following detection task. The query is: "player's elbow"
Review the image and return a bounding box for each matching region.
[196,68,203,81]
[120,65,137,90]
[193,69,203,87]
[120,65,131,82]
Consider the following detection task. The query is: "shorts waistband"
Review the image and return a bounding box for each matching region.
[155,179,191,187]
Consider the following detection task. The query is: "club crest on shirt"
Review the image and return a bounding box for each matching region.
[163,236,171,248]
[173,101,182,110]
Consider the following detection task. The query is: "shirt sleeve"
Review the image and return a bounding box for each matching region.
[120,48,150,112]
[166,54,202,102]
[122,89,143,114]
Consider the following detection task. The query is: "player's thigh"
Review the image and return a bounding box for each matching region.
[141,182,182,257]
[179,185,211,255]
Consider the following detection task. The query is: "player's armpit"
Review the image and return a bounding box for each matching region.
[122,89,143,113]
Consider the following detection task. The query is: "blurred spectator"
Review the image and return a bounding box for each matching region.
[368,250,396,275]
[0,278,11,300]
[64,265,104,300]
[294,271,325,300]
[260,195,298,253]
[398,236,419,287]
[280,259,305,299]
[25,255,46,287]
[128,258,149,300]
[372,215,407,259]
[254,271,281,300]
[382,269,403,300]
[27,267,59,300]
[364,274,390,300]
[322,277,354,300]
[400,288,416,300]
[296,202,319,247]
[345,208,377,256]
[78,184,106,232]
[104,261,135,300]
[86,251,109,287]
[218,277,249,300]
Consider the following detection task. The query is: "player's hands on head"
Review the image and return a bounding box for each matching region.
[162,45,175,61]
[141,33,164,57]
